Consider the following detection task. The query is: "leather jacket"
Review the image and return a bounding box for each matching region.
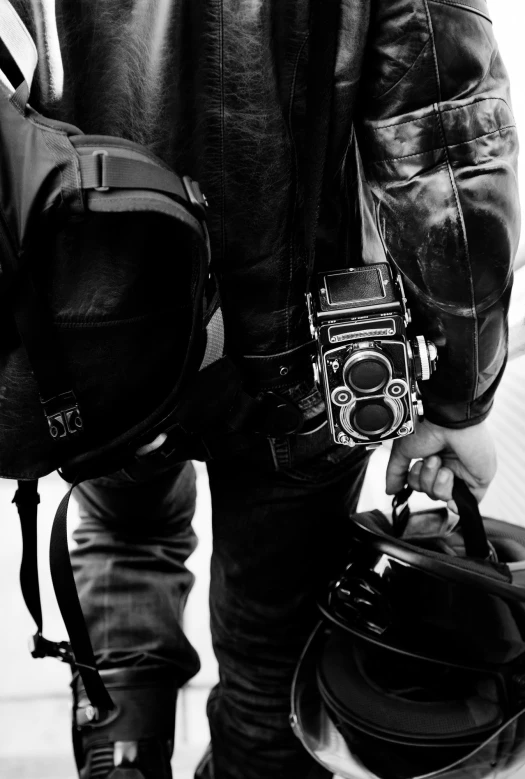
[13,0,520,428]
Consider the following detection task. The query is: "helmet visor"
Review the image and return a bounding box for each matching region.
[291,625,525,779]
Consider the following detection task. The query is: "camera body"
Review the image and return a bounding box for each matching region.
[307,263,437,447]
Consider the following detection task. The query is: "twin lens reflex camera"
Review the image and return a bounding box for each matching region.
[307,263,438,448]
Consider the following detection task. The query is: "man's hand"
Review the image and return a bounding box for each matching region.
[385,418,497,509]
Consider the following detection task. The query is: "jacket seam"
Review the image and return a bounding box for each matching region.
[367,125,515,163]
[427,0,491,24]
[446,124,516,149]
[371,39,431,102]
[423,0,479,415]
[368,96,512,132]
[218,0,226,264]
[285,31,310,351]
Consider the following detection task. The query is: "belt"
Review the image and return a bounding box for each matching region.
[237,341,316,390]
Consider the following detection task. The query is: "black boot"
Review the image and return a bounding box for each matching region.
[72,666,178,779]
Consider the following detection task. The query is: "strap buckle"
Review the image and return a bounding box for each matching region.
[91,149,110,192]
[12,481,40,508]
[182,175,208,219]
[41,390,84,440]
[29,632,75,665]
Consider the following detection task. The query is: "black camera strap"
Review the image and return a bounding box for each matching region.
[303,0,341,292]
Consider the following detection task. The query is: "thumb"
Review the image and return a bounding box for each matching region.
[386,442,412,495]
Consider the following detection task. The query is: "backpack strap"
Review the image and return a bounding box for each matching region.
[13,480,76,664]
[13,479,116,716]
[78,153,207,219]
[0,0,37,109]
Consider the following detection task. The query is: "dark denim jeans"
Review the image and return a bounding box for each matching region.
[70,383,370,779]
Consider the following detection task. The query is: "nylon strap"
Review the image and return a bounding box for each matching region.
[79,154,189,202]
[49,482,115,712]
[0,0,37,100]
[14,480,42,633]
[451,478,492,560]
[303,0,340,289]
[14,481,75,665]
[13,479,113,709]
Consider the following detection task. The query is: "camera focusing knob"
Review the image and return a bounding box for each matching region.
[416,335,431,380]
[413,335,437,381]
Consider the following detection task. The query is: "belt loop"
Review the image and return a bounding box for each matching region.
[269,436,292,470]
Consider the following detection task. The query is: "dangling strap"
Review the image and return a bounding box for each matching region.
[13,480,115,715]
[49,482,115,713]
[14,480,74,663]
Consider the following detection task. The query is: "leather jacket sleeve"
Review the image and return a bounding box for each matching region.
[354,0,520,428]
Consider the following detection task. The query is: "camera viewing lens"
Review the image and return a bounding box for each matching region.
[352,402,394,435]
[344,351,391,394]
[386,379,408,398]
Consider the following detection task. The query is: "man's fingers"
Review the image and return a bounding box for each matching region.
[385,419,496,504]
[396,454,455,503]
[419,456,441,496]
[385,443,412,495]
[433,466,454,502]
[407,459,423,492]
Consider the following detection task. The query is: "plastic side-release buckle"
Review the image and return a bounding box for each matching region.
[41,390,84,440]
[29,631,75,664]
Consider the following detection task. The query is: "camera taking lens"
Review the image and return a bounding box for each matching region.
[344,350,390,393]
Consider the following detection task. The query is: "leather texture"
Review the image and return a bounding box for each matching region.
[5,0,521,427]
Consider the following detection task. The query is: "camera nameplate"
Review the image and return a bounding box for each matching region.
[328,318,396,345]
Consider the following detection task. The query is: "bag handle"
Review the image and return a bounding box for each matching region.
[0,0,38,108]
[392,476,492,560]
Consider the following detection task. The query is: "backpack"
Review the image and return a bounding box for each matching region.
[0,0,304,716]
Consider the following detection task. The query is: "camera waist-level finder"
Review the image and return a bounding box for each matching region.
[307,263,437,447]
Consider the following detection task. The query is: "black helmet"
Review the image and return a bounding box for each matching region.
[291,479,525,779]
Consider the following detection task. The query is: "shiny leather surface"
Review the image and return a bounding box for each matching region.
[9,0,520,426]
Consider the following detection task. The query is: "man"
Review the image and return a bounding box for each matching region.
[13,0,520,777]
